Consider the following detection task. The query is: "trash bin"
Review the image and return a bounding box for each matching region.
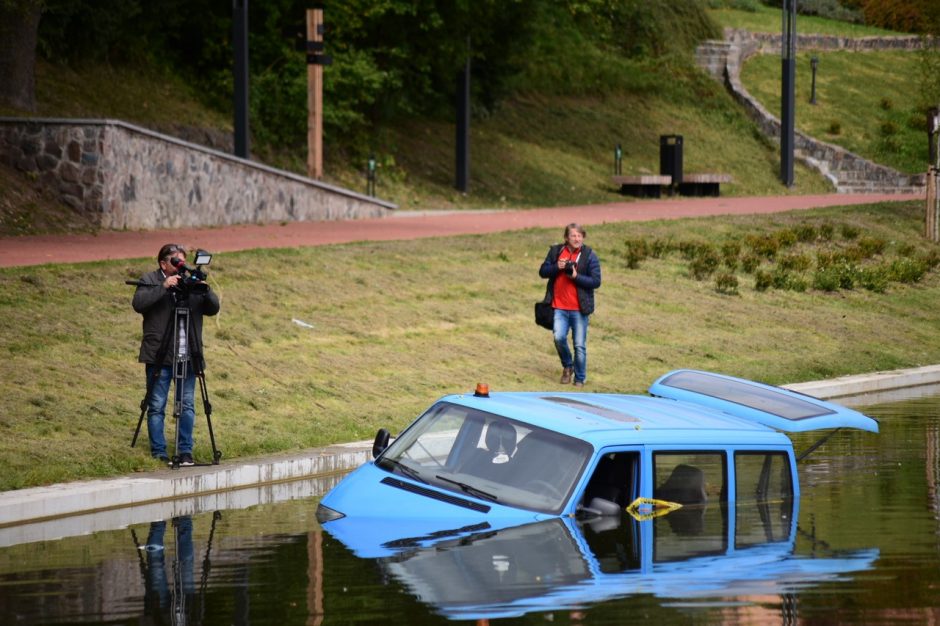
[660,135,683,186]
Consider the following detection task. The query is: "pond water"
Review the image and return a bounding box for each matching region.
[1,389,939,625]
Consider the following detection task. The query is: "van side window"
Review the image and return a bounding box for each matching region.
[653,452,726,505]
[734,452,794,547]
[581,452,639,508]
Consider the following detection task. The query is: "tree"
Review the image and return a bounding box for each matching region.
[0,0,43,110]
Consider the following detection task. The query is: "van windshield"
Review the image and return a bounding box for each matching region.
[377,402,593,514]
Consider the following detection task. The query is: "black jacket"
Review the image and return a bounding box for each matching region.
[132,268,221,367]
[539,243,602,315]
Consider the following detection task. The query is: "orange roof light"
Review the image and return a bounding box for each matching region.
[474,383,490,397]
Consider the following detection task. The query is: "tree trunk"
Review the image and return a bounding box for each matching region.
[0,2,42,111]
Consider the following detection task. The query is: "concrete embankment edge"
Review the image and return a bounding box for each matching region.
[1,365,939,544]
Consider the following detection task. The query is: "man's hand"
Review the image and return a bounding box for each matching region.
[163,275,181,289]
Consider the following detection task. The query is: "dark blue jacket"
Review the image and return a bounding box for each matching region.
[539,243,601,316]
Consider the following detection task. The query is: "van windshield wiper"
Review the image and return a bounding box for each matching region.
[380,458,427,484]
[435,475,498,501]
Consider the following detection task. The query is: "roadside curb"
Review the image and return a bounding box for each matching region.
[1,364,938,545]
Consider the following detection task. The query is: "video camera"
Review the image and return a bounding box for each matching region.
[170,249,212,295]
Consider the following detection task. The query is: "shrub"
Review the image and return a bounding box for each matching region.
[890,257,928,283]
[746,233,779,260]
[859,266,890,293]
[754,270,772,292]
[624,238,649,269]
[777,229,798,248]
[715,272,739,295]
[794,223,817,242]
[689,246,721,280]
[827,121,842,135]
[855,236,887,258]
[840,224,860,240]
[897,243,917,258]
[650,238,672,258]
[819,222,835,240]
[778,252,812,272]
[880,120,899,137]
[813,266,841,291]
[771,267,792,289]
[741,252,760,274]
[721,240,741,270]
[880,97,894,111]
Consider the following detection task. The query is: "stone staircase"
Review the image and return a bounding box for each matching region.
[695,31,927,195]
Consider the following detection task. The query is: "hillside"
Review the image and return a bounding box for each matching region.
[0,5,934,234]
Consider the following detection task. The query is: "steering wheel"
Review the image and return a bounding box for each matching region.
[524,480,563,501]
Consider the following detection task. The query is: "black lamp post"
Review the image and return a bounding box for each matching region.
[810,56,819,105]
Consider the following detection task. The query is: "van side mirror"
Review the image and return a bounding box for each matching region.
[372,428,391,458]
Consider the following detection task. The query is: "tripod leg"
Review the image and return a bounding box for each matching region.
[196,371,222,464]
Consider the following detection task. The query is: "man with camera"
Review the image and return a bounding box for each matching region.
[538,223,602,387]
[132,244,220,466]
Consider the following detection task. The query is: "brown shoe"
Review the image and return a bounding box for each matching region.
[560,367,573,384]
[573,381,584,388]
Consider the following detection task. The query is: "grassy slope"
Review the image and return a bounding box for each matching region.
[1,201,939,490]
[711,7,931,175]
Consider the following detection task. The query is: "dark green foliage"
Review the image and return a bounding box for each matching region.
[746,233,780,260]
[859,266,890,292]
[754,269,772,292]
[827,120,842,135]
[714,272,739,295]
[741,252,760,274]
[880,97,894,111]
[819,222,835,240]
[890,257,928,283]
[650,238,672,258]
[689,246,721,280]
[794,223,817,242]
[721,240,741,270]
[778,252,812,272]
[793,0,863,23]
[840,223,860,240]
[624,237,649,269]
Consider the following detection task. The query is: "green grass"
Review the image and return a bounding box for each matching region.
[741,50,931,174]
[1,201,939,491]
[708,6,903,36]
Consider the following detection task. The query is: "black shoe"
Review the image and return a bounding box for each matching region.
[179,453,195,467]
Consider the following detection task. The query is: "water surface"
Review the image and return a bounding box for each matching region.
[1,391,938,624]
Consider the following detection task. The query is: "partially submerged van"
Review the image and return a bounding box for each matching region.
[317,370,878,553]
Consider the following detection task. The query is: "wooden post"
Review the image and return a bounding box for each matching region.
[927,167,939,242]
[306,8,324,179]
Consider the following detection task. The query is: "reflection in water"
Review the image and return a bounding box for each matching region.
[0,392,940,624]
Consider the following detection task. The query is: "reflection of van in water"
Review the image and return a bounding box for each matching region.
[317,370,879,554]
[366,501,878,619]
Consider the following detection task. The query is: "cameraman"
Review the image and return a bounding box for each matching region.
[133,244,220,466]
[538,223,601,387]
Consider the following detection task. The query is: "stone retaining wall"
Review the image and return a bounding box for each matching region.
[695,33,928,194]
[0,118,395,230]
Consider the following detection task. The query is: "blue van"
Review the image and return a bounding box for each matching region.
[317,370,878,554]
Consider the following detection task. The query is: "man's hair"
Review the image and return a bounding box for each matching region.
[564,223,586,239]
[157,244,186,263]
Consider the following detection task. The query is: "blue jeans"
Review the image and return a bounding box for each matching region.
[553,309,589,383]
[146,363,195,457]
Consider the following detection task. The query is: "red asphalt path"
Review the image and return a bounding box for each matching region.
[0,193,923,268]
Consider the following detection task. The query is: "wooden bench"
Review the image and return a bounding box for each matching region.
[612,175,672,198]
[677,173,733,197]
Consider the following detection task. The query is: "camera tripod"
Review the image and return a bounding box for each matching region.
[130,287,222,468]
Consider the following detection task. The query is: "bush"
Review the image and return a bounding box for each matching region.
[859,266,890,293]
[741,252,760,274]
[715,272,739,295]
[855,236,888,258]
[754,269,772,292]
[819,222,835,240]
[827,121,842,135]
[689,246,721,280]
[880,120,900,137]
[840,224,860,240]
[813,266,841,291]
[746,233,780,260]
[890,257,928,283]
[794,223,817,242]
[721,240,741,270]
[650,238,672,258]
[624,238,649,269]
[778,252,812,272]
[880,97,894,111]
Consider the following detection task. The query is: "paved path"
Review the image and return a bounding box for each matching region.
[0,193,922,267]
